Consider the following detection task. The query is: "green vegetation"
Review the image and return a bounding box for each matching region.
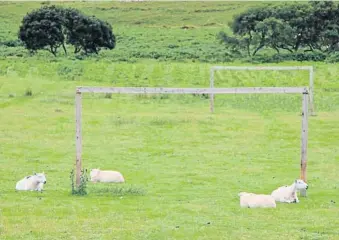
[0,1,339,240]
[70,168,89,196]
[18,5,115,56]
[219,2,339,56]
[0,1,268,62]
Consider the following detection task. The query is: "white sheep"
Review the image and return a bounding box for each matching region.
[271,179,308,203]
[90,168,125,183]
[238,192,276,208]
[15,172,47,191]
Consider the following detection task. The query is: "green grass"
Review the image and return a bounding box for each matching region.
[0,1,339,239]
[1,59,339,239]
[0,1,274,62]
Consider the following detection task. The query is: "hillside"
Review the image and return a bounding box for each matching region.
[0,1,272,62]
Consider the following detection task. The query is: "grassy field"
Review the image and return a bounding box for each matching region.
[1,60,339,239]
[1,1,339,240]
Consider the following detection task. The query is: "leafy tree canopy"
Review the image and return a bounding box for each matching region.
[18,5,116,56]
[219,1,339,57]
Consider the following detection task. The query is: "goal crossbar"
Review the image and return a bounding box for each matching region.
[211,66,313,71]
[75,86,309,197]
[76,86,308,94]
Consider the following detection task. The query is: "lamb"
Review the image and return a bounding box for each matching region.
[238,192,276,208]
[271,179,308,203]
[90,168,125,183]
[15,172,47,191]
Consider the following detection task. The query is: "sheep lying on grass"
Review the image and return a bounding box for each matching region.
[90,169,125,183]
[238,192,276,208]
[271,179,308,203]
[15,172,47,191]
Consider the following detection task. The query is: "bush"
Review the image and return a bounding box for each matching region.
[325,52,339,63]
[290,51,327,62]
[244,51,327,63]
[0,40,23,47]
[25,88,32,96]
[70,168,88,196]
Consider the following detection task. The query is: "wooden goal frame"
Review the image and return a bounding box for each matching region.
[75,86,309,196]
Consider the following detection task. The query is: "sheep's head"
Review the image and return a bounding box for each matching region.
[294,179,308,190]
[35,172,47,184]
[90,169,100,181]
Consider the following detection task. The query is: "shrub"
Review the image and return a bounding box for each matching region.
[70,168,88,196]
[244,51,327,63]
[0,40,23,47]
[25,88,32,96]
[325,52,339,63]
[104,93,112,99]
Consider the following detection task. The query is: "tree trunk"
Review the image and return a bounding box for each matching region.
[74,45,82,54]
[280,46,293,53]
[273,46,280,54]
[47,45,57,57]
[252,44,264,56]
[247,32,253,57]
[93,47,99,54]
[294,35,302,52]
[62,43,67,55]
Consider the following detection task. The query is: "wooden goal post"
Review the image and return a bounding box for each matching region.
[75,86,309,196]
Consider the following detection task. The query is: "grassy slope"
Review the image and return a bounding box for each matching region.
[0,1,339,240]
[0,1,274,62]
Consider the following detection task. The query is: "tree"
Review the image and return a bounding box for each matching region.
[231,7,273,56]
[272,3,317,52]
[217,32,249,56]
[254,17,295,54]
[18,5,66,56]
[218,6,276,56]
[63,9,116,54]
[18,5,116,56]
[308,1,339,52]
[219,1,339,57]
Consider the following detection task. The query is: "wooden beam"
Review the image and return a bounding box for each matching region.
[76,87,308,94]
[300,92,309,197]
[75,92,82,188]
[211,66,313,71]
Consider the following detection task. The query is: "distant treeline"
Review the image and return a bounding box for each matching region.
[218,1,339,62]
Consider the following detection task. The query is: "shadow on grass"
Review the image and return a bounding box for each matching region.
[87,184,146,197]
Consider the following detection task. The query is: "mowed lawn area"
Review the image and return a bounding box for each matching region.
[0,60,339,239]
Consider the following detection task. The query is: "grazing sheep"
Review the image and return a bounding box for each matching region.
[271,179,308,203]
[15,172,47,191]
[238,192,276,208]
[90,168,125,183]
